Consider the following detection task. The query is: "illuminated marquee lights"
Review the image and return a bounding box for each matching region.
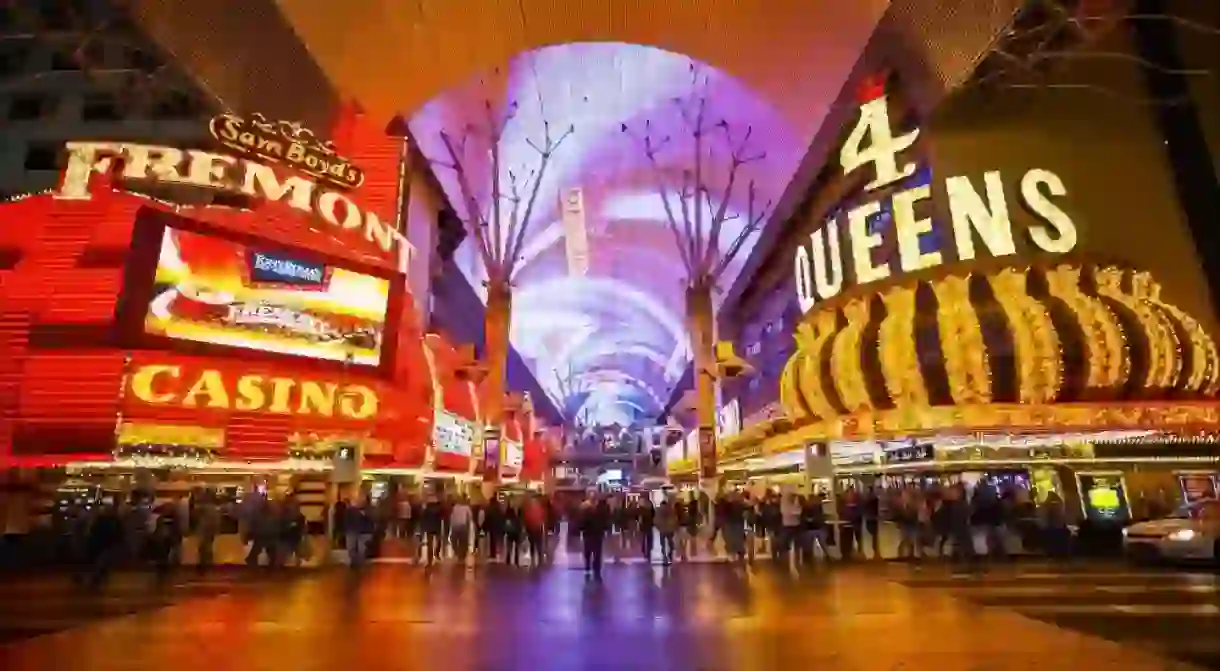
[1044,265,1129,392]
[830,298,874,413]
[128,364,379,420]
[794,96,1078,312]
[933,274,991,405]
[988,267,1061,404]
[877,286,927,406]
[1094,266,1179,390]
[54,141,411,272]
[785,312,842,420]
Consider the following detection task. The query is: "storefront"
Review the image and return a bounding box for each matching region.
[0,112,436,525]
[715,63,1220,521]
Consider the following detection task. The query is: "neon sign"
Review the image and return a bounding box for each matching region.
[794,96,1078,313]
[54,141,412,272]
[209,112,365,191]
[128,364,379,420]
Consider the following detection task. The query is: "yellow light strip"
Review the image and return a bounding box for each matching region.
[1044,265,1129,392]
[779,354,809,420]
[793,312,842,420]
[1094,266,1178,390]
[878,285,928,407]
[932,274,991,405]
[759,401,1220,447]
[833,455,1220,475]
[830,297,873,413]
[988,267,1061,403]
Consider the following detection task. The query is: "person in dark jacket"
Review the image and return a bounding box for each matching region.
[504,499,525,567]
[580,495,612,580]
[418,495,444,566]
[800,494,829,563]
[84,502,125,589]
[971,484,1007,560]
[638,498,656,561]
[483,497,505,562]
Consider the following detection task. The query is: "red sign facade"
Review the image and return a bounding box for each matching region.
[0,104,434,468]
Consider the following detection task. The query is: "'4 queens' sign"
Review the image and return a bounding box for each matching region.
[793,95,1079,313]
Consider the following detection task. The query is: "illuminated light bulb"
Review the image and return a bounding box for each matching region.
[1094,267,1178,391]
[779,350,811,420]
[795,312,843,420]
[1044,265,1128,393]
[932,274,991,405]
[830,298,874,413]
[878,285,928,407]
[1134,271,1220,395]
[988,267,1060,404]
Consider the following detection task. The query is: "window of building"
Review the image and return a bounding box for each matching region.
[39,2,75,31]
[0,45,30,77]
[151,91,199,119]
[49,49,80,71]
[124,47,160,74]
[7,93,55,121]
[81,92,121,121]
[24,143,61,171]
[81,40,107,68]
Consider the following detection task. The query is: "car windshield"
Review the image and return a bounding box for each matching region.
[1168,500,1220,519]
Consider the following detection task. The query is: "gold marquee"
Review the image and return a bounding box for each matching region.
[726,261,1220,452]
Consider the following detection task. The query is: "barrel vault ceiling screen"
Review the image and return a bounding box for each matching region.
[409,42,849,425]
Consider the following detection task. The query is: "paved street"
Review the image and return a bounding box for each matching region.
[0,559,1210,671]
[891,560,1220,669]
[0,569,301,645]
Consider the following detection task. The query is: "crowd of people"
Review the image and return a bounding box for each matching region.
[30,477,1129,585]
[333,490,561,569]
[559,479,1092,579]
[49,490,228,588]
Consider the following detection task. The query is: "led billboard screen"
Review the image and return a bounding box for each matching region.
[144,227,390,365]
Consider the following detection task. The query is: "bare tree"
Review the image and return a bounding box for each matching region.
[621,66,772,291]
[428,87,573,453]
[621,64,772,482]
[430,96,574,284]
[964,1,1219,106]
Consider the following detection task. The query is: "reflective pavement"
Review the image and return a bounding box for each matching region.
[892,561,1220,669]
[0,558,1210,671]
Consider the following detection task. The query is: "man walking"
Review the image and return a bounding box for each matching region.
[580,494,611,580]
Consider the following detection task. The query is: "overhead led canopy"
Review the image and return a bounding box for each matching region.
[410,43,811,424]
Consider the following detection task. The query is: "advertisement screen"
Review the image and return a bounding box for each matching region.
[433,410,476,457]
[144,227,390,365]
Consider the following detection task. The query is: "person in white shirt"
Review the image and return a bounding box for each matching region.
[780,493,803,563]
[449,497,473,563]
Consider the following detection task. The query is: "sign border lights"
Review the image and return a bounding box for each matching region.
[794,95,1079,313]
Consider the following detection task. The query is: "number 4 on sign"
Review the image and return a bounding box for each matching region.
[839,95,919,192]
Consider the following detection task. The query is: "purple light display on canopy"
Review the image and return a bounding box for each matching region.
[409,43,813,426]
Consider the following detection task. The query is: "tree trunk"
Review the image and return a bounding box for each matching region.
[685,280,719,492]
[482,279,513,482]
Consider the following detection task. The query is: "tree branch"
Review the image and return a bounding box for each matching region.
[678,170,696,263]
[506,121,574,277]
[711,180,771,283]
[486,100,504,267]
[701,123,765,275]
[437,130,496,275]
[690,87,707,268]
[626,123,694,274]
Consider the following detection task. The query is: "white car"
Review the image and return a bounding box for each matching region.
[1122,499,1220,564]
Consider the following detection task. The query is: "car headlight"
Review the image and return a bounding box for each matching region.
[1166,529,1197,542]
